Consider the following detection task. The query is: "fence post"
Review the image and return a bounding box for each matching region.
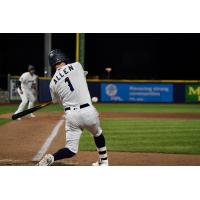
[7,74,10,102]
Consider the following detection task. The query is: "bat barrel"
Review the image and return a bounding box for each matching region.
[11,102,52,120]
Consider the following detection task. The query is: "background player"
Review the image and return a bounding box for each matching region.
[14,65,37,119]
[38,49,108,166]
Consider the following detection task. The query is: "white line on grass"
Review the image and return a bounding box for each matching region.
[32,117,64,161]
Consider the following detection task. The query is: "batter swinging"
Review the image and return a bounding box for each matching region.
[38,49,108,166]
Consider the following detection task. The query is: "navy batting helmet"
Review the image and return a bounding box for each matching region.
[48,49,68,67]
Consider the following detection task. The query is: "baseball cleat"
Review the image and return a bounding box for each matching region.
[37,154,54,166]
[92,159,109,166]
[17,118,21,120]
[30,113,36,118]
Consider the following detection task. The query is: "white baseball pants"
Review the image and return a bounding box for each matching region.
[15,88,36,114]
[64,105,102,153]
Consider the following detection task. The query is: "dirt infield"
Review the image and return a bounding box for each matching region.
[0,111,200,166]
[1,152,200,166]
[0,112,63,161]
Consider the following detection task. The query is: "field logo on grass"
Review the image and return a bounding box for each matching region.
[185,84,200,102]
[106,84,118,96]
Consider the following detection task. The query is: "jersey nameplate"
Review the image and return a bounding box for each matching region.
[53,65,74,84]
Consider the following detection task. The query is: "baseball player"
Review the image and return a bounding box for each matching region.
[14,65,37,119]
[38,49,108,166]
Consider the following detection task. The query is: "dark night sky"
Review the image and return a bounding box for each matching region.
[0,33,200,81]
[85,33,200,80]
[0,33,75,77]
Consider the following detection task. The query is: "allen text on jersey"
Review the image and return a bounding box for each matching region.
[53,65,74,84]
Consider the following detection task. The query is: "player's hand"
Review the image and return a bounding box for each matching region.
[31,83,37,90]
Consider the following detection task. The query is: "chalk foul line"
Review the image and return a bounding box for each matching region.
[32,117,64,161]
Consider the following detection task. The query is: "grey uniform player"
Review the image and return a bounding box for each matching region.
[38,49,108,166]
[14,65,37,119]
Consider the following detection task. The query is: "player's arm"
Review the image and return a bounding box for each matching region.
[31,76,38,91]
[17,81,23,94]
[19,73,28,93]
[77,62,88,77]
[18,74,25,94]
[50,87,58,103]
[19,74,28,84]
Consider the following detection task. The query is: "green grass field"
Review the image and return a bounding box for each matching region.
[0,103,200,154]
[0,118,11,126]
[80,119,200,154]
[1,103,200,114]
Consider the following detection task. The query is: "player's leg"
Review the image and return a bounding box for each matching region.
[27,92,36,117]
[14,88,28,117]
[93,132,108,166]
[90,127,108,166]
[82,107,108,166]
[37,112,82,166]
[38,147,76,166]
[52,122,82,162]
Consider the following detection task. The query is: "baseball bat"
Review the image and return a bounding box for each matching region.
[12,101,52,120]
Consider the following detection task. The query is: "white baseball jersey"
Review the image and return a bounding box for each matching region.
[15,72,37,114]
[50,62,92,108]
[19,72,37,91]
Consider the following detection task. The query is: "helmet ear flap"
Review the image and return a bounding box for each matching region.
[48,49,68,67]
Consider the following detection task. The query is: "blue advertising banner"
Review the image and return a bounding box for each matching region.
[101,83,173,102]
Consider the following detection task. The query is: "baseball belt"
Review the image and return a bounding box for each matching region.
[64,103,90,111]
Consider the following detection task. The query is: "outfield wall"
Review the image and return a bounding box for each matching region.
[92,81,200,103]
[9,76,200,103]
